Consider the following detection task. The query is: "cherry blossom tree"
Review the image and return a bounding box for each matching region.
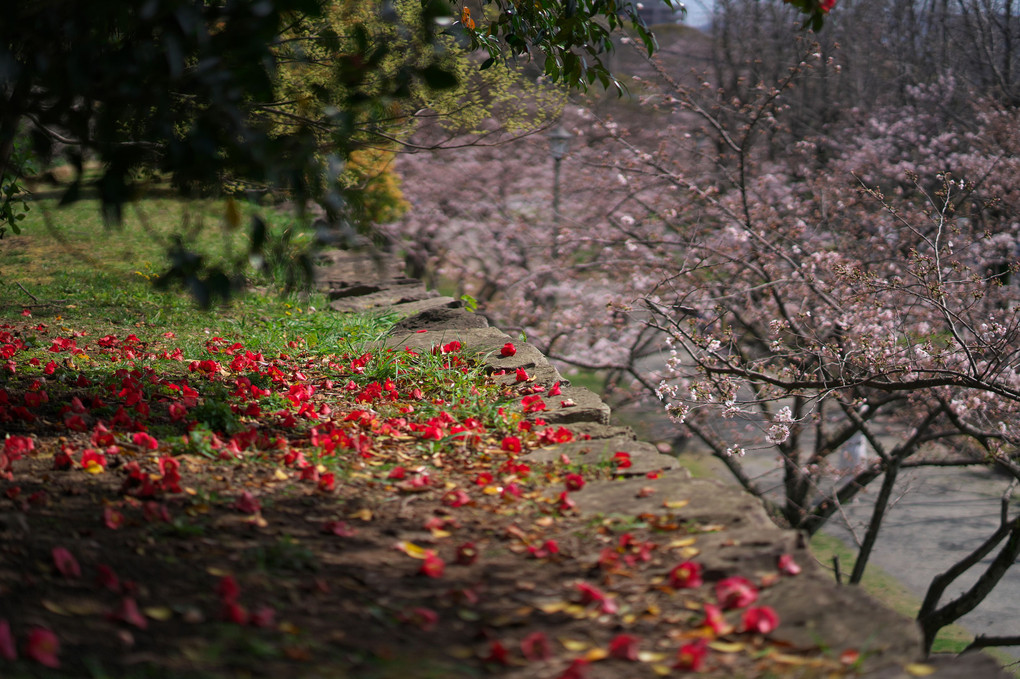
[391,6,1020,652]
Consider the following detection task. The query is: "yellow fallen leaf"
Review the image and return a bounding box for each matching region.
[488,614,517,627]
[697,523,726,532]
[84,462,104,475]
[638,651,668,663]
[663,500,690,509]
[482,486,501,495]
[349,508,373,521]
[207,567,230,577]
[680,547,701,558]
[429,529,452,539]
[539,601,568,614]
[278,621,300,635]
[394,541,427,559]
[447,646,474,659]
[186,503,211,516]
[906,663,936,676]
[246,514,269,528]
[708,641,745,653]
[559,638,590,652]
[64,599,107,616]
[769,652,820,666]
[565,604,589,618]
[652,664,672,676]
[668,537,697,548]
[42,600,71,616]
[144,606,174,621]
[584,648,609,662]
[273,469,290,481]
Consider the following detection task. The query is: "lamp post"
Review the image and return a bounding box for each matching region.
[547,125,571,258]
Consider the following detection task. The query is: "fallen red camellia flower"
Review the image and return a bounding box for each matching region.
[715,575,758,609]
[669,560,703,589]
[673,638,708,671]
[741,605,780,634]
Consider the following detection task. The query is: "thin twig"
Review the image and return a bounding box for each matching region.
[16,282,38,303]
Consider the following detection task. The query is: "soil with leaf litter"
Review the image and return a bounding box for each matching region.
[0,314,854,678]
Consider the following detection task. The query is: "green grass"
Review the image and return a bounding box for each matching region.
[6,195,247,285]
[1,192,400,358]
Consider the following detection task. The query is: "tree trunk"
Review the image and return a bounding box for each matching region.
[849,456,901,584]
[917,482,1020,654]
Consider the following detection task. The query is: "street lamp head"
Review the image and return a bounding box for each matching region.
[547,125,572,160]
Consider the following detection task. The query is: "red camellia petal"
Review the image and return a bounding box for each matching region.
[400,606,439,631]
[564,473,585,491]
[521,631,552,660]
[96,563,121,592]
[0,619,17,661]
[131,432,159,450]
[110,597,149,629]
[25,627,60,668]
[233,491,261,514]
[321,520,357,537]
[249,606,276,628]
[318,472,336,492]
[218,575,241,602]
[778,553,802,575]
[501,436,522,453]
[51,547,81,579]
[455,542,479,565]
[612,451,632,468]
[419,551,445,578]
[559,658,589,679]
[608,633,640,660]
[500,342,516,357]
[701,603,733,635]
[103,506,125,530]
[484,640,510,665]
[221,600,248,624]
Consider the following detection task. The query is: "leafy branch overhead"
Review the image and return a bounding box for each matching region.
[0,0,834,229]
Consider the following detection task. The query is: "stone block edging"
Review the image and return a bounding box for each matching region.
[315,251,1008,679]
